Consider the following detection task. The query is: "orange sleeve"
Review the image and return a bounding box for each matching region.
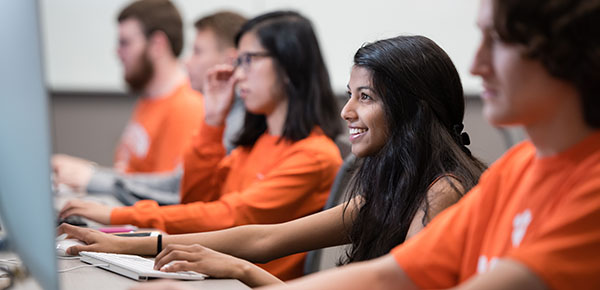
[391,185,481,288]
[179,122,230,204]
[507,168,600,290]
[141,95,204,173]
[109,143,339,234]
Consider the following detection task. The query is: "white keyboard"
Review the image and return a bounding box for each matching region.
[79,251,207,281]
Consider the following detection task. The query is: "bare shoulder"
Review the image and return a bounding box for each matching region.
[406,175,466,239]
[425,175,465,220]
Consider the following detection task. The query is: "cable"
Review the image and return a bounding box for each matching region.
[0,259,20,265]
[58,264,109,273]
[57,256,80,260]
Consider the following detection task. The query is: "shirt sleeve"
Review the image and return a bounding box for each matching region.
[507,170,600,290]
[179,122,230,204]
[110,143,338,234]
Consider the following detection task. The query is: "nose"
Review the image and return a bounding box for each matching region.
[340,97,357,122]
[470,39,491,77]
[233,64,246,81]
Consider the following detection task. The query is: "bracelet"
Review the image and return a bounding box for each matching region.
[156,234,162,256]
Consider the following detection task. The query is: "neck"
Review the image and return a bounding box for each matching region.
[524,89,594,157]
[266,97,289,136]
[142,57,186,98]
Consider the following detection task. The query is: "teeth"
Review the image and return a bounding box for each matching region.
[349,128,367,135]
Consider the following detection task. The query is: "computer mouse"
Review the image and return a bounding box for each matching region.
[56,238,85,256]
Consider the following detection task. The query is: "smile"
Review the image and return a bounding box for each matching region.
[349,127,368,142]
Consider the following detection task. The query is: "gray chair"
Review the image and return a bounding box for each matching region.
[303,154,357,275]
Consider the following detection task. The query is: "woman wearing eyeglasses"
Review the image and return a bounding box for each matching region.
[58,10,343,281]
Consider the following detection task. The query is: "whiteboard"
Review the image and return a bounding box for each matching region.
[41,0,482,94]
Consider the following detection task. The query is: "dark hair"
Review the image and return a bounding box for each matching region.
[232,11,342,147]
[343,36,487,263]
[194,11,247,49]
[492,0,600,128]
[118,0,183,57]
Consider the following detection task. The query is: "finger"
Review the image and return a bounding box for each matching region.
[66,243,95,255]
[215,69,234,81]
[57,223,83,237]
[155,244,192,266]
[160,261,194,273]
[58,200,81,218]
[155,249,194,271]
[59,207,84,220]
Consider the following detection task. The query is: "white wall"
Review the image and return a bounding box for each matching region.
[41,0,482,94]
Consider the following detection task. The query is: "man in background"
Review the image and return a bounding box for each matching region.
[54,10,247,206]
[53,0,204,190]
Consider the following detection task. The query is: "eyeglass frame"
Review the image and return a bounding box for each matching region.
[233,52,272,71]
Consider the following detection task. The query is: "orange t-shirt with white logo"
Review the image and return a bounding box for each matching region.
[114,81,203,173]
[392,131,600,289]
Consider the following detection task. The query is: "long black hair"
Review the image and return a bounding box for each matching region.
[232,11,342,147]
[343,36,487,263]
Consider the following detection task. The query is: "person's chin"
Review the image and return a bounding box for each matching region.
[483,108,511,127]
[351,145,367,158]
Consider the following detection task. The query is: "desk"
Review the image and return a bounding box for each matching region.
[1,252,250,290]
[5,193,250,289]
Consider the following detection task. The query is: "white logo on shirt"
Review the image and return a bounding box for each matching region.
[477,209,533,275]
[511,209,532,247]
[121,122,149,158]
[477,256,499,274]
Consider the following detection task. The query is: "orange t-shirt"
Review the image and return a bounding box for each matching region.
[114,81,203,173]
[392,131,600,289]
[111,122,342,280]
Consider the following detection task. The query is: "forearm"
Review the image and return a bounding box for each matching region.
[259,255,414,290]
[123,169,182,193]
[180,123,228,204]
[86,167,118,193]
[235,259,284,288]
[163,204,355,263]
[116,236,160,256]
[163,224,272,263]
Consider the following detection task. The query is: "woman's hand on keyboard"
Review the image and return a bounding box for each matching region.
[154,244,244,278]
[59,199,113,225]
[57,223,125,255]
[154,244,283,287]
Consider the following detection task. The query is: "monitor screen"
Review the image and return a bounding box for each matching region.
[0,1,60,289]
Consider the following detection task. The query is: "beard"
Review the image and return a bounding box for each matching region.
[124,49,154,93]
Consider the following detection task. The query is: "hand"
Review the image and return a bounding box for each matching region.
[129,280,195,290]
[59,199,113,225]
[203,64,238,126]
[154,244,248,280]
[56,223,125,255]
[52,154,95,192]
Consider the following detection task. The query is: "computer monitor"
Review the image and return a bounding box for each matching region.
[0,1,60,289]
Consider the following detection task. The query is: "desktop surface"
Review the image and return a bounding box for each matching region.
[0,252,249,290]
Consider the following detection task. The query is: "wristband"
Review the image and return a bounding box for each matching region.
[156,234,162,256]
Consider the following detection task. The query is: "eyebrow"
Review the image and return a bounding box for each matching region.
[346,85,375,91]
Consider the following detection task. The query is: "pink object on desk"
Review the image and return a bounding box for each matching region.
[98,226,138,233]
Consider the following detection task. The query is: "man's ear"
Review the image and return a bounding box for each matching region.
[223,47,238,64]
[147,30,171,59]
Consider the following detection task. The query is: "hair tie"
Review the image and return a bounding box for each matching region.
[452,124,472,156]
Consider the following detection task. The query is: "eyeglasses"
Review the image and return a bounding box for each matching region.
[233,52,272,71]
